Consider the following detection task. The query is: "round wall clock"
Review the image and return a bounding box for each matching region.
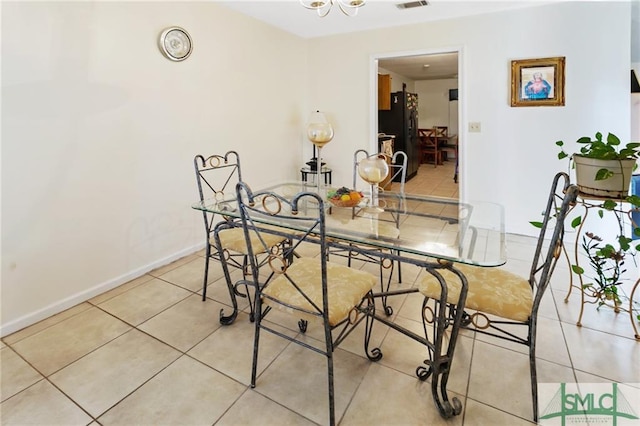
[158,27,193,62]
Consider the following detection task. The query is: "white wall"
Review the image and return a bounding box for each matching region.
[1,2,307,335]
[415,78,459,132]
[306,1,631,236]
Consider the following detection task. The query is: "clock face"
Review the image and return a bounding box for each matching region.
[159,27,192,61]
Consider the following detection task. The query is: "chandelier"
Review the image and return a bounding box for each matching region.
[300,0,366,17]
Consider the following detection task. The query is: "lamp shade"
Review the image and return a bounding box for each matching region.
[307,111,334,146]
[358,155,389,184]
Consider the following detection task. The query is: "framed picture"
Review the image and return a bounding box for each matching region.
[510,56,565,107]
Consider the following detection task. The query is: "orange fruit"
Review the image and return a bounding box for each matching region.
[349,191,361,201]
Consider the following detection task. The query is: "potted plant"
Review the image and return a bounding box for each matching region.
[556,131,640,198]
[553,131,640,320]
[572,218,638,311]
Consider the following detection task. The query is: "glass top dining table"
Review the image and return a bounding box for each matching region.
[193,181,506,268]
[192,180,506,419]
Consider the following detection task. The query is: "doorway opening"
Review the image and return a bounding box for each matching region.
[370,48,461,200]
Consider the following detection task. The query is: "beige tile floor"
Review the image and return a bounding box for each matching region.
[2,161,639,425]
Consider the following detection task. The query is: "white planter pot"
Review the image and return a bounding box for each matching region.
[573,155,636,198]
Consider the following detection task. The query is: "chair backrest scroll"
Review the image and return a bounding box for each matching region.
[529,172,578,317]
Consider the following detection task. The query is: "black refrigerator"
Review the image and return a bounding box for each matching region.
[378,85,419,181]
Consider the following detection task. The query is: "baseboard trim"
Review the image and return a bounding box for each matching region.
[0,244,202,338]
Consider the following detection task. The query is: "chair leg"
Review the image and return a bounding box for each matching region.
[363,295,383,361]
[394,250,403,284]
[326,352,336,426]
[529,319,539,423]
[202,244,211,301]
[243,255,256,322]
[216,246,240,325]
[251,296,262,388]
[379,259,394,316]
[319,316,337,426]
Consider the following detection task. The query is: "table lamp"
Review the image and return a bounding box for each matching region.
[306,111,334,194]
[357,154,389,213]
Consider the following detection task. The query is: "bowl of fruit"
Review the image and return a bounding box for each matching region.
[327,187,364,208]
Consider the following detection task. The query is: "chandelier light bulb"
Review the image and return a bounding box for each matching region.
[300,0,366,17]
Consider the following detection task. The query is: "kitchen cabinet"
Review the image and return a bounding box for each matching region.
[378,74,391,110]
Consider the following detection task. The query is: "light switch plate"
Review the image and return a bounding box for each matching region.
[469,122,481,133]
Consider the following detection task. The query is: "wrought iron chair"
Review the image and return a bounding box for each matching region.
[417,172,578,422]
[236,181,378,426]
[193,152,287,324]
[343,149,408,314]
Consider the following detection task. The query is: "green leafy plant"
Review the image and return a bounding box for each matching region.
[577,232,623,304]
[569,221,638,309]
[532,198,640,321]
[571,195,640,321]
[556,131,640,180]
[534,132,640,322]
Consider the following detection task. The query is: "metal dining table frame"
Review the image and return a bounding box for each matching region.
[192,181,506,419]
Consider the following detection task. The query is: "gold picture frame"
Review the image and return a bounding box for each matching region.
[511,56,565,107]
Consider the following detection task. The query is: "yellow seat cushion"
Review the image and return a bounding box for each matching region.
[211,226,286,255]
[263,258,377,326]
[418,263,533,322]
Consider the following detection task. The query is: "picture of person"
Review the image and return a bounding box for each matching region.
[511,57,564,107]
[523,71,552,99]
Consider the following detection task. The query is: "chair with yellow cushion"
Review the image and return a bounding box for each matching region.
[194,152,288,324]
[417,172,578,423]
[236,181,378,426]
[345,149,407,314]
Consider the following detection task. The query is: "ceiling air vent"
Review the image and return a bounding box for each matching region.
[396,1,429,9]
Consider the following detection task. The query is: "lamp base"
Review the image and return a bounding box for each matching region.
[306,158,326,171]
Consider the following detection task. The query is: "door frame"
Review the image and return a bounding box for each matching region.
[369,47,464,195]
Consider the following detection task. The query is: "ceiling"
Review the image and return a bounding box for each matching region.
[218,1,639,82]
[218,1,551,39]
[378,53,458,81]
[218,1,549,81]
